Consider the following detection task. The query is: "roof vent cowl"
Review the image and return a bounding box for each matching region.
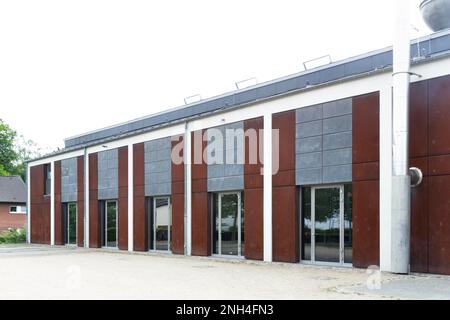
[420,0,450,32]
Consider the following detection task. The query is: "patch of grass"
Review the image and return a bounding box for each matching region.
[0,228,26,244]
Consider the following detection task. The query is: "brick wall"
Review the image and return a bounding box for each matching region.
[0,203,26,232]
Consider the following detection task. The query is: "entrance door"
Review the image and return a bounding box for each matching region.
[152,197,172,251]
[66,203,77,245]
[214,192,243,257]
[302,185,352,265]
[105,200,118,248]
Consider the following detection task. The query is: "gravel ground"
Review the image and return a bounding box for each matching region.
[0,245,448,300]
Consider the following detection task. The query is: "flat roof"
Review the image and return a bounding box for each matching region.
[32,29,450,162]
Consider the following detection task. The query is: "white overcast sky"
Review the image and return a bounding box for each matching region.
[0,0,430,153]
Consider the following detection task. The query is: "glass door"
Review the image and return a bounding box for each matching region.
[214,192,243,257]
[66,203,77,245]
[314,187,342,263]
[105,201,118,248]
[302,185,352,265]
[152,197,171,251]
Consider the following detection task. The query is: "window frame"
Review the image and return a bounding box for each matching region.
[44,163,51,196]
[9,206,26,214]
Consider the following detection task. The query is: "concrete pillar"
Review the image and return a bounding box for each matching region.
[185,123,192,256]
[50,161,55,246]
[128,144,134,252]
[263,113,273,262]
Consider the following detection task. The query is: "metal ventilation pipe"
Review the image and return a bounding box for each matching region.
[391,0,411,274]
[420,0,450,32]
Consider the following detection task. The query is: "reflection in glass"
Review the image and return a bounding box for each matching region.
[213,194,219,255]
[241,194,245,257]
[213,193,243,256]
[67,203,77,245]
[106,201,117,248]
[314,188,340,263]
[220,194,239,256]
[154,197,171,251]
[302,188,312,261]
[344,185,353,263]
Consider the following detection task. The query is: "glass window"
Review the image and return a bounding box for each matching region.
[9,206,26,214]
[153,197,171,251]
[314,187,341,263]
[102,201,117,248]
[301,188,312,261]
[213,192,244,257]
[344,184,353,264]
[67,203,77,245]
[44,164,51,196]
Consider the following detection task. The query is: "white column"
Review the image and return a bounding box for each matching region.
[50,161,55,246]
[84,151,90,248]
[27,164,31,244]
[379,86,393,272]
[263,113,273,262]
[185,124,192,256]
[128,144,134,252]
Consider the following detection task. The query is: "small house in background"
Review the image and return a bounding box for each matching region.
[0,176,27,233]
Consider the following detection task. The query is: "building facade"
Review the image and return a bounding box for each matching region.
[0,176,27,233]
[27,30,450,275]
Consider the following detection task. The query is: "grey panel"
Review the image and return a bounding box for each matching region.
[97,149,118,200]
[146,183,171,197]
[296,168,323,186]
[297,136,323,154]
[323,148,353,167]
[322,165,352,184]
[206,122,244,192]
[296,97,353,186]
[296,105,323,123]
[61,157,78,203]
[296,152,322,169]
[144,137,172,197]
[322,99,352,118]
[207,176,244,193]
[322,115,352,135]
[323,132,352,150]
[296,120,322,139]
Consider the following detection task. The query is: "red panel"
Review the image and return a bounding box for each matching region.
[272,111,298,263]
[272,186,298,263]
[352,92,380,164]
[89,153,101,248]
[244,189,263,260]
[191,192,210,256]
[54,161,63,245]
[429,75,450,156]
[428,175,450,275]
[77,156,85,247]
[133,143,148,252]
[429,154,450,176]
[272,111,295,173]
[410,157,429,177]
[352,180,379,268]
[352,92,380,268]
[352,162,379,181]
[244,117,264,260]
[171,193,185,254]
[410,177,429,273]
[191,130,210,256]
[409,80,429,158]
[171,135,185,255]
[118,146,128,251]
[30,165,51,244]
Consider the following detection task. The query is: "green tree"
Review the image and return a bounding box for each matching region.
[0,119,18,174]
[0,119,41,180]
